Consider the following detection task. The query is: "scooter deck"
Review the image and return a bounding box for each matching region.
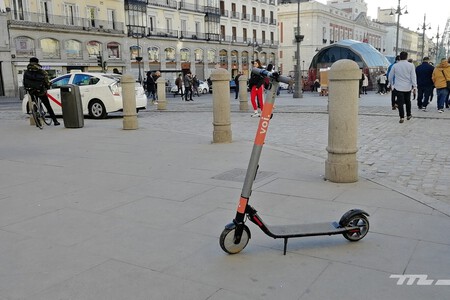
[269,221,346,238]
[268,222,348,255]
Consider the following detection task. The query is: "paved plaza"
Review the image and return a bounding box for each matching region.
[0,90,449,299]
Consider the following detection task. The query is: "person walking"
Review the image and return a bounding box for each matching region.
[378,71,387,94]
[175,74,183,100]
[387,55,400,110]
[415,57,435,111]
[248,59,265,117]
[192,75,200,97]
[388,51,417,123]
[184,71,194,101]
[362,73,369,94]
[234,71,242,100]
[23,57,60,126]
[431,57,450,113]
[145,71,157,105]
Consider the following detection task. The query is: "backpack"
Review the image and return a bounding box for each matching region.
[23,69,46,91]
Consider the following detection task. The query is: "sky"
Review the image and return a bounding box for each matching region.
[317,0,449,39]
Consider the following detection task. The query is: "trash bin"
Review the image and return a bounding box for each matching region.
[60,84,84,128]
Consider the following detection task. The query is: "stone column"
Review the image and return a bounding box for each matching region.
[325,59,360,183]
[211,68,232,143]
[122,74,138,130]
[238,75,248,111]
[156,77,167,110]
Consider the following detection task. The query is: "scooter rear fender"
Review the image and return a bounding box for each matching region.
[339,209,370,227]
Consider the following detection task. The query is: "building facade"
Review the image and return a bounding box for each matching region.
[0,0,278,97]
[0,0,444,97]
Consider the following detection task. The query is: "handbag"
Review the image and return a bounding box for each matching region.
[441,70,450,90]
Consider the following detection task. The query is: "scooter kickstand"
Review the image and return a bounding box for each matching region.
[283,238,288,255]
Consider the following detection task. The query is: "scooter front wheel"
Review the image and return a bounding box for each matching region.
[219,225,250,254]
[342,214,369,242]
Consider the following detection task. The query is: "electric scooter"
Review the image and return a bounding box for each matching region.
[219,68,369,255]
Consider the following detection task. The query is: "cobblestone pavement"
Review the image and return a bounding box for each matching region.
[2,91,450,204]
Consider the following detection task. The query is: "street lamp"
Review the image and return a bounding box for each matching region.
[293,0,304,99]
[131,32,144,84]
[390,0,408,57]
[433,25,440,64]
[417,14,431,61]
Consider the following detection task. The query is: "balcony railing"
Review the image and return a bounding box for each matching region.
[7,10,124,33]
[147,0,177,9]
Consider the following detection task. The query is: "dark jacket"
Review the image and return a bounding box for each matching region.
[146,74,156,92]
[25,62,50,96]
[415,62,434,87]
[248,72,264,89]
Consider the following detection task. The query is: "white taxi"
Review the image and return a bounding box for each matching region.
[22,71,147,119]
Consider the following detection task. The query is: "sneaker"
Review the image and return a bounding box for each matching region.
[399,118,404,123]
[53,120,60,126]
[251,112,260,118]
[154,101,158,105]
[422,108,427,111]
[407,115,412,120]
[438,109,444,113]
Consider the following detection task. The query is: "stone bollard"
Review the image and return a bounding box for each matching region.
[211,68,232,143]
[325,59,360,183]
[238,75,248,111]
[122,74,138,130]
[156,77,167,110]
[27,94,35,126]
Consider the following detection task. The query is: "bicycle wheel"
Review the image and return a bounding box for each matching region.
[31,101,43,129]
[39,103,52,126]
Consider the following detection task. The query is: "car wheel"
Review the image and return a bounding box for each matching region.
[88,99,107,119]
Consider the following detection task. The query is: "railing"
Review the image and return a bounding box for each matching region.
[147,0,177,9]
[230,11,240,19]
[7,10,124,33]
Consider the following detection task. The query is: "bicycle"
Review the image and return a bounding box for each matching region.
[27,92,52,129]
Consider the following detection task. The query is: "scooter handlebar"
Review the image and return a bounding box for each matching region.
[251,67,291,84]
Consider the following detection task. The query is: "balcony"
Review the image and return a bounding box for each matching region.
[147,0,177,9]
[7,10,124,34]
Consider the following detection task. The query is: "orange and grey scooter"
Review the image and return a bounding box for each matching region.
[219,68,369,255]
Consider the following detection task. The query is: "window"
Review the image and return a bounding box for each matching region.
[73,74,98,86]
[64,3,79,26]
[11,0,26,21]
[51,74,71,89]
[14,37,35,56]
[207,49,216,64]
[181,20,187,37]
[39,0,52,23]
[166,18,172,33]
[40,38,60,58]
[87,6,96,27]
[107,42,120,58]
[148,46,159,62]
[195,22,201,36]
[165,47,175,61]
[130,45,141,60]
[148,16,155,34]
[86,40,101,57]
[107,9,116,30]
[65,40,82,59]
[194,49,203,62]
[180,48,190,62]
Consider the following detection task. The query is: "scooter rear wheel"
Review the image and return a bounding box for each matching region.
[219,225,250,254]
[342,214,369,241]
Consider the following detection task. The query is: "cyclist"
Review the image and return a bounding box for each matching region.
[24,57,60,126]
